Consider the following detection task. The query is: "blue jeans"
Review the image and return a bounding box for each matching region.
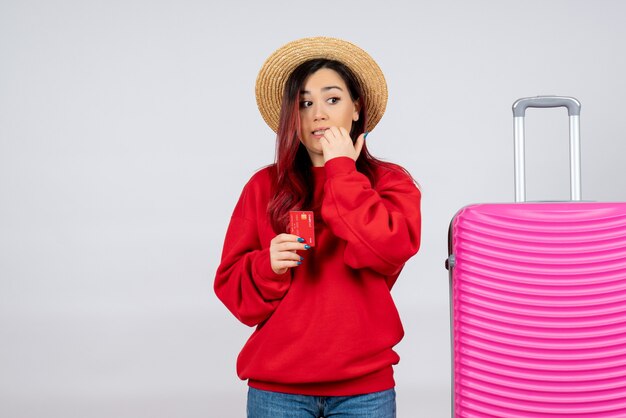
[247,387,396,418]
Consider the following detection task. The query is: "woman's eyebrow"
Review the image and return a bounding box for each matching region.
[300,86,344,95]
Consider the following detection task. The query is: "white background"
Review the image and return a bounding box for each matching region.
[2,0,626,417]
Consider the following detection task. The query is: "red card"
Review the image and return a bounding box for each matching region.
[289,211,315,247]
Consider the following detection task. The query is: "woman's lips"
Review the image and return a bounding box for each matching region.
[311,128,329,138]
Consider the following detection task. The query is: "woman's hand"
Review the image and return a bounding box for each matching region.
[320,126,365,163]
[269,233,308,275]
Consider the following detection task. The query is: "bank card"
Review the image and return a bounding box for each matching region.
[289,211,315,247]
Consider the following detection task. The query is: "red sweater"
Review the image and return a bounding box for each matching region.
[214,157,421,396]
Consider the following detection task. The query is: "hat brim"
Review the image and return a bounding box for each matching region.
[255,37,388,133]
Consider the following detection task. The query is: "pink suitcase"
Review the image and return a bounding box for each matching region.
[446,96,626,417]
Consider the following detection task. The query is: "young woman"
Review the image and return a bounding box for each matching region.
[214,37,421,418]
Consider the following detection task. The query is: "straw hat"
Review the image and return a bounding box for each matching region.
[255,36,388,133]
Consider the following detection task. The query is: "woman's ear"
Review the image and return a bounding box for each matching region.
[353,99,361,122]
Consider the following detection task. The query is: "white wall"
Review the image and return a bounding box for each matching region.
[2,0,626,417]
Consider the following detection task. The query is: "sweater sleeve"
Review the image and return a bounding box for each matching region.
[321,157,421,276]
[214,181,291,327]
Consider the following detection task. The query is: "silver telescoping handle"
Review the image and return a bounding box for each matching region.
[512,96,582,202]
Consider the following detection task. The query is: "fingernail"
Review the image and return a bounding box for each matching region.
[304,244,311,250]
[297,237,305,243]
[300,256,304,261]
[364,131,369,139]
[297,261,302,266]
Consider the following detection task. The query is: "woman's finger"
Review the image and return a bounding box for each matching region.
[277,242,309,252]
[323,126,340,142]
[274,259,302,271]
[354,132,365,158]
[272,233,302,244]
[275,251,304,262]
[338,126,351,140]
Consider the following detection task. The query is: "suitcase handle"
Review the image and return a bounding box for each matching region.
[513,96,581,117]
[512,96,582,202]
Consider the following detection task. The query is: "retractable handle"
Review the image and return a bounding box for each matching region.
[512,96,582,202]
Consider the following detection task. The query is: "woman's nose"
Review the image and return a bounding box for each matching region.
[312,103,327,121]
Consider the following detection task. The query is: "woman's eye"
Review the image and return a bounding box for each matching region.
[300,101,313,108]
[328,97,340,104]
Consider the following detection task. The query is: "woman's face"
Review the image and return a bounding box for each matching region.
[298,68,360,166]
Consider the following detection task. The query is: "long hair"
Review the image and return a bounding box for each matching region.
[267,58,388,233]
